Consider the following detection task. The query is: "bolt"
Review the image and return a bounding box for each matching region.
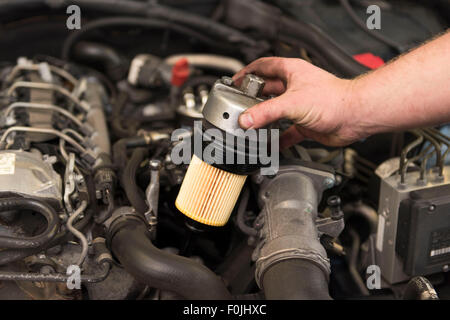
[428,204,436,213]
[327,195,343,220]
[149,159,162,171]
[40,265,54,274]
[323,177,335,189]
[221,76,233,86]
[240,74,265,97]
[252,174,264,185]
[443,265,449,272]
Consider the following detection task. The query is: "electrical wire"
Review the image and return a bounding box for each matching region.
[61,17,237,61]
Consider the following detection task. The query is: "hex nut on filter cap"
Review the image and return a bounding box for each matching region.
[240,74,265,97]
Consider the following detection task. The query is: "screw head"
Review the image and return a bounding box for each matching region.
[221,76,233,86]
[327,195,341,207]
[443,265,449,272]
[149,159,162,170]
[323,177,335,189]
[428,204,436,213]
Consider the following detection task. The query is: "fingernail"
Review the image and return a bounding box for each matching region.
[239,112,254,129]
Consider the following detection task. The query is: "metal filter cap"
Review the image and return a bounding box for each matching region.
[202,75,265,137]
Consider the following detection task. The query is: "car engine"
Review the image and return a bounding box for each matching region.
[0,0,449,301]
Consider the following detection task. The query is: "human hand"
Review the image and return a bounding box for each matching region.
[233,57,365,149]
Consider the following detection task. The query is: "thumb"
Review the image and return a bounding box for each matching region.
[238,95,290,129]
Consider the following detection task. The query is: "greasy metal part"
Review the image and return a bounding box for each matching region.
[403,276,439,300]
[419,146,437,184]
[134,130,171,150]
[66,200,89,266]
[0,150,62,204]
[347,228,370,295]
[202,76,264,136]
[316,196,345,238]
[4,62,78,87]
[3,102,90,133]
[176,85,204,120]
[0,262,111,283]
[164,54,245,74]
[0,126,95,164]
[375,165,450,284]
[198,85,209,108]
[63,153,77,214]
[144,159,162,238]
[82,78,111,158]
[399,130,423,184]
[6,81,90,113]
[396,127,446,184]
[420,130,442,179]
[252,164,335,288]
[424,127,449,177]
[182,88,196,109]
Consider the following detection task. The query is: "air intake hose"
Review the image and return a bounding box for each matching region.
[107,207,231,300]
[253,166,333,299]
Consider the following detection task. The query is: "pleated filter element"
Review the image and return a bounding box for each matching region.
[175,154,247,226]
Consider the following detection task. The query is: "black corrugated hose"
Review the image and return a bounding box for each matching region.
[108,210,231,299]
[0,197,60,249]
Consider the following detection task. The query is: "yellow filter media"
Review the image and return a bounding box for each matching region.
[175,154,247,226]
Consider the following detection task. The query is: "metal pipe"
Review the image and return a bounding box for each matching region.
[3,102,89,134]
[399,130,423,184]
[66,200,89,266]
[7,81,90,113]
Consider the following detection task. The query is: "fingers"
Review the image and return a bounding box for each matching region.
[280,125,305,150]
[238,94,291,129]
[261,78,286,96]
[232,57,290,84]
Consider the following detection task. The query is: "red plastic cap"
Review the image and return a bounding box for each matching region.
[171,58,190,87]
[353,53,385,69]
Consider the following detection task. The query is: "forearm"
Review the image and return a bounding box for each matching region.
[351,30,450,137]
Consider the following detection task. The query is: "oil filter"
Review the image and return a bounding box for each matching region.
[175,74,269,226]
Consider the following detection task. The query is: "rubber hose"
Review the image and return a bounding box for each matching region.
[0,205,93,266]
[109,214,231,299]
[64,0,260,47]
[0,198,60,249]
[263,259,331,300]
[112,136,147,170]
[403,276,439,300]
[72,41,128,81]
[280,17,370,77]
[61,17,236,61]
[121,148,148,215]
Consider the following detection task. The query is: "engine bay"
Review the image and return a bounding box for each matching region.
[0,0,449,301]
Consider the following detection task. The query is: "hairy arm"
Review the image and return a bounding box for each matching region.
[352,31,450,136]
[233,30,450,148]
